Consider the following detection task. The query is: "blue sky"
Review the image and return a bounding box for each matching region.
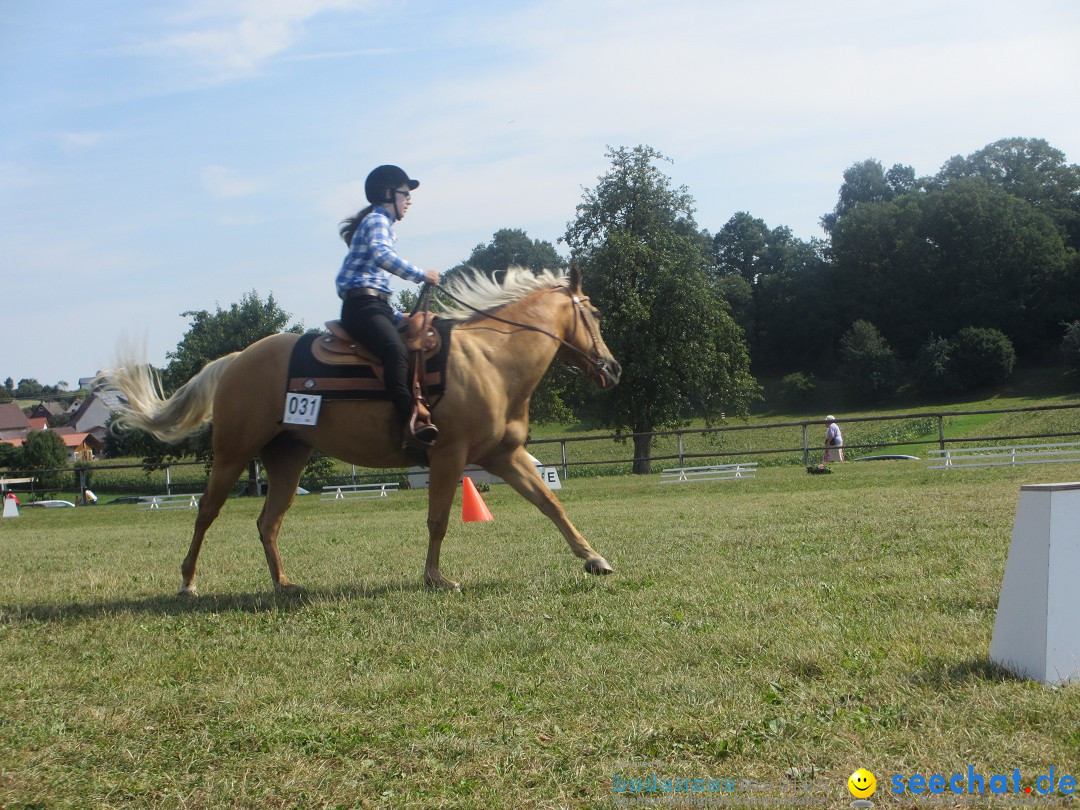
[2,0,1079,388]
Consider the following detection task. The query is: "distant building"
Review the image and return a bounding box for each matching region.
[1,431,103,462]
[0,402,30,433]
[67,391,127,434]
[27,402,65,420]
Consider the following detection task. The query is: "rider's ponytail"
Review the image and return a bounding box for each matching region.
[339,205,375,245]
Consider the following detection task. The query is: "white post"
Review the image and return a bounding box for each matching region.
[989,482,1080,685]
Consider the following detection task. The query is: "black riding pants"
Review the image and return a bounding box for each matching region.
[340,296,412,421]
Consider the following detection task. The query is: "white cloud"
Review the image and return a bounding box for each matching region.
[55,131,112,151]
[151,0,374,76]
[200,165,262,198]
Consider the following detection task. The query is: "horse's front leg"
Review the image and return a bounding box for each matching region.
[483,447,613,576]
[424,453,468,592]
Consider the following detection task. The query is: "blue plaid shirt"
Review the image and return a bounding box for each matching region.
[336,205,426,300]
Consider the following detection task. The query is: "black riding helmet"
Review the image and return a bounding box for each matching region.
[365,165,420,204]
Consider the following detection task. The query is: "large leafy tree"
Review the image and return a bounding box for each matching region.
[838,320,900,401]
[935,137,1080,249]
[831,177,1073,357]
[19,429,68,491]
[713,212,770,284]
[712,213,829,370]
[447,228,565,283]
[163,290,303,393]
[564,145,758,473]
[821,159,920,234]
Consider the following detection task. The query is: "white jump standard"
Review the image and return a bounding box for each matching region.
[659,463,757,483]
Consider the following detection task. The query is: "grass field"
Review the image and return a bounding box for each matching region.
[2,461,1079,808]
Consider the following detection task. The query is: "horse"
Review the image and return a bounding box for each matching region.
[99,265,621,595]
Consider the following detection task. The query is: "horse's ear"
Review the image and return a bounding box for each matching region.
[569,262,583,293]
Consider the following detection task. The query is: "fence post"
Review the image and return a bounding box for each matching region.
[802,424,809,466]
[677,432,685,466]
[938,415,946,451]
[166,465,173,496]
[77,467,89,503]
[561,441,568,480]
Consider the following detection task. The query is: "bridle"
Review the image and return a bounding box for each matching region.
[431,283,614,385]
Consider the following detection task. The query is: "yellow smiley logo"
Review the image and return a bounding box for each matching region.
[847,768,876,798]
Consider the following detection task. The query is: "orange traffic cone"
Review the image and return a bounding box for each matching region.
[461,476,494,523]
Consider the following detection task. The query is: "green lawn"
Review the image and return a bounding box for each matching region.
[2,461,1078,807]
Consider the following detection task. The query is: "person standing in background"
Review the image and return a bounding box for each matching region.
[824,415,845,462]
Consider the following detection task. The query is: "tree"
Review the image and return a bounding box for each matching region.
[921,178,1072,353]
[830,175,1074,359]
[1061,321,1080,373]
[822,159,912,234]
[712,213,829,370]
[564,145,758,473]
[164,291,303,393]
[15,378,44,399]
[446,228,565,283]
[913,335,959,395]
[935,137,1080,248]
[19,430,68,491]
[950,327,1016,390]
[838,320,900,401]
[713,212,770,284]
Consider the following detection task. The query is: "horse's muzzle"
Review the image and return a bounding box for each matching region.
[595,358,621,388]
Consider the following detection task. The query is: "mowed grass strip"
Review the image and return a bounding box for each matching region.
[2,462,1079,808]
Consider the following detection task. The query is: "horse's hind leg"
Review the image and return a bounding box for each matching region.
[255,433,313,593]
[180,456,249,596]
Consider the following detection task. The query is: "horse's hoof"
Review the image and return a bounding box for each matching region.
[275,581,303,595]
[584,556,613,576]
[177,585,198,597]
[425,575,462,593]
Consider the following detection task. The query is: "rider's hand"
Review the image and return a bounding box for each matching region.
[424,269,440,286]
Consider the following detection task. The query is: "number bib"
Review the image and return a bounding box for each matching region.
[283,392,322,426]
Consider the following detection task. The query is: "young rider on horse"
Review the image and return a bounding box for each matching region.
[337,164,441,452]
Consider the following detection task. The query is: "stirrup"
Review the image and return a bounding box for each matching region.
[408,397,438,447]
[414,423,439,445]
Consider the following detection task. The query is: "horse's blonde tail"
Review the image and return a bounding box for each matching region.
[97,352,240,444]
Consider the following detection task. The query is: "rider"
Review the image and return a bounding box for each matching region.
[337,165,441,451]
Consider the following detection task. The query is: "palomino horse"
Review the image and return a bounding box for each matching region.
[100,265,621,595]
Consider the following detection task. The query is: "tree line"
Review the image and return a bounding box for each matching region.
[734,137,1080,390]
[0,377,74,402]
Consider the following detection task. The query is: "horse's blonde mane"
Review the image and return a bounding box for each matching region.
[438,266,567,322]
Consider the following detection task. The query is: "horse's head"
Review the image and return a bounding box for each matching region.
[557,264,621,388]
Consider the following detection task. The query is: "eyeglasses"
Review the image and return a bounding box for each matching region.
[394,190,411,200]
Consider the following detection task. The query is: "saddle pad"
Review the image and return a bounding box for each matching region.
[286,320,454,401]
